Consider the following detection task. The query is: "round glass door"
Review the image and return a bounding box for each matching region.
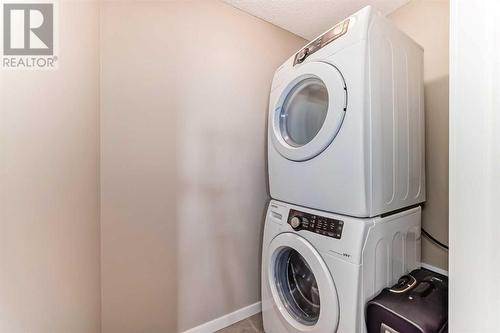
[267,233,340,332]
[279,78,329,147]
[270,62,347,162]
[274,247,320,325]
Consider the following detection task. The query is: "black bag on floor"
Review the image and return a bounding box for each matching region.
[365,268,448,333]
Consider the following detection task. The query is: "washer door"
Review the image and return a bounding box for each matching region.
[271,62,347,161]
[268,232,340,333]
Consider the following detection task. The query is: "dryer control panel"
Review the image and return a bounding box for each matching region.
[293,19,350,66]
[287,209,344,239]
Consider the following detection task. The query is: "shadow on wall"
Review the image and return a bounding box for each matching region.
[172,3,278,326]
[259,93,273,295]
[422,75,449,268]
[175,117,270,331]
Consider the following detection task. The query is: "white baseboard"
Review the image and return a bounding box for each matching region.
[181,302,261,333]
[421,262,449,276]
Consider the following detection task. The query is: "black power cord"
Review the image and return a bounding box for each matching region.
[422,228,449,251]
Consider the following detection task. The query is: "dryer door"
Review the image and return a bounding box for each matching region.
[267,232,340,333]
[270,62,347,161]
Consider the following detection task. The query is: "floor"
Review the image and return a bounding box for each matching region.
[216,313,264,333]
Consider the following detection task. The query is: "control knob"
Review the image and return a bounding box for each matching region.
[296,48,309,63]
[290,216,302,229]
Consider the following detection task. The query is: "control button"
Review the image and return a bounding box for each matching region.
[296,48,309,63]
[290,216,302,229]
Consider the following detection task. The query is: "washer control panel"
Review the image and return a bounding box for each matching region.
[293,19,350,66]
[287,209,344,239]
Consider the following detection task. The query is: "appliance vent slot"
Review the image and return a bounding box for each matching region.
[271,211,282,220]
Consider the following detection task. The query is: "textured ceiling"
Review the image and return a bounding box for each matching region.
[223,0,410,40]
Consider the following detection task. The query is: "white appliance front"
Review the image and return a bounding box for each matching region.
[261,200,421,333]
[268,6,425,217]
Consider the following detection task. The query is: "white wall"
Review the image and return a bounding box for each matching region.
[388,0,449,270]
[449,0,500,331]
[0,2,101,332]
[99,1,305,332]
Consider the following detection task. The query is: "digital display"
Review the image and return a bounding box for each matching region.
[287,209,344,239]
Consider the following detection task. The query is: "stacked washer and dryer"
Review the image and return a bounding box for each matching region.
[261,6,425,333]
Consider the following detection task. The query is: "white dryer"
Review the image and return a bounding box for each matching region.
[261,200,421,333]
[268,6,425,217]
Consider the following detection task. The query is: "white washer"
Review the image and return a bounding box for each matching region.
[268,6,425,217]
[261,200,421,333]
